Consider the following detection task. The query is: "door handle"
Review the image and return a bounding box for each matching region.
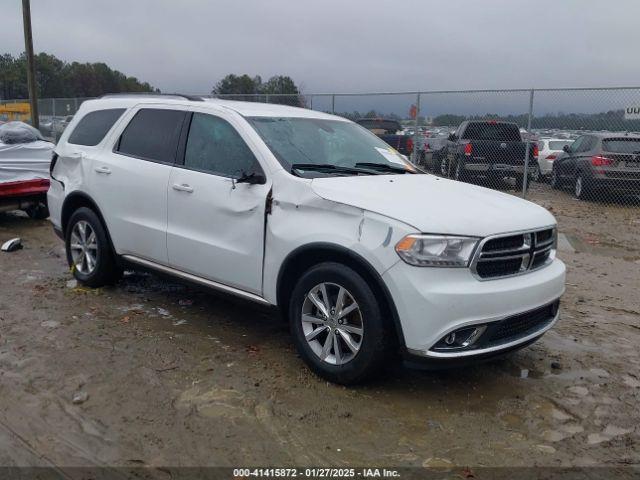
[172,183,194,193]
[94,166,111,174]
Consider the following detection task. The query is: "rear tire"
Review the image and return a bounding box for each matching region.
[531,163,541,183]
[289,262,389,385]
[65,207,120,287]
[574,173,594,201]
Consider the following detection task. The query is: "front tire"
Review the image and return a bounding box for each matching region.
[289,262,389,384]
[65,207,120,287]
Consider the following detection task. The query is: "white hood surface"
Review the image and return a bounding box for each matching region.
[310,174,556,237]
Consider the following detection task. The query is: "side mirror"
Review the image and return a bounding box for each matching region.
[236,171,266,185]
[448,133,456,141]
[562,145,571,153]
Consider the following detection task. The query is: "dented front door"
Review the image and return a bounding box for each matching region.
[166,111,269,295]
[166,168,268,294]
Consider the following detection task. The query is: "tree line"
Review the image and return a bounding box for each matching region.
[432,111,640,131]
[0,52,157,100]
[211,74,302,106]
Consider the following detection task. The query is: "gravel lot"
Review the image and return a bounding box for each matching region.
[0,184,639,471]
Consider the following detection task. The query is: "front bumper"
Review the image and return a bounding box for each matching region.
[383,257,566,358]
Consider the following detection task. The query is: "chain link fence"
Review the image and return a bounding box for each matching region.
[3,87,639,250]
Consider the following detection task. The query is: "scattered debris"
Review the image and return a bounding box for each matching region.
[1,238,22,252]
[178,299,193,306]
[41,320,59,328]
[157,307,170,316]
[535,444,556,454]
[551,361,562,370]
[520,369,529,379]
[72,391,89,405]
[66,279,78,289]
[173,319,187,326]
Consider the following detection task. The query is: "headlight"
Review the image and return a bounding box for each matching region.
[395,234,479,267]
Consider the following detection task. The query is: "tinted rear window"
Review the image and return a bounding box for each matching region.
[602,138,640,154]
[116,109,186,163]
[67,109,125,146]
[462,123,521,141]
[549,140,572,150]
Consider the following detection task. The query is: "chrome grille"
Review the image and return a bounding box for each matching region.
[471,227,556,280]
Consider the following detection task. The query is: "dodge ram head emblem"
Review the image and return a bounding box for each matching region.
[500,143,507,149]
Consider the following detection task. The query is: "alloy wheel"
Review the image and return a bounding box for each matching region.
[69,220,98,274]
[301,282,364,365]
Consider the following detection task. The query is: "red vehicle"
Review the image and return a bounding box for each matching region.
[0,177,50,218]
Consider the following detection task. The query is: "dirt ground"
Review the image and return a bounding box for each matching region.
[0,184,639,471]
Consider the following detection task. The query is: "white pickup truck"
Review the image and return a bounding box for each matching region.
[48,94,565,384]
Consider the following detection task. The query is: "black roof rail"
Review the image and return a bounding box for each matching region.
[99,93,204,101]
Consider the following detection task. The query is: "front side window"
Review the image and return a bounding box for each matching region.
[184,113,261,178]
[68,108,125,146]
[248,117,414,177]
[116,108,186,163]
[569,136,584,153]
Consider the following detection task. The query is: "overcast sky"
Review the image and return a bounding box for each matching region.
[3,0,640,115]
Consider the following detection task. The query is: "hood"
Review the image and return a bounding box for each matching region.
[310,174,555,237]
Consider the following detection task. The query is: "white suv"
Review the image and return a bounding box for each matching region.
[48,94,565,384]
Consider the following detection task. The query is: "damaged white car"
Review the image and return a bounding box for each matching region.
[48,94,565,384]
[0,121,53,219]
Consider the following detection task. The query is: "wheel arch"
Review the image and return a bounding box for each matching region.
[276,242,405,350]
[61,192,118,259]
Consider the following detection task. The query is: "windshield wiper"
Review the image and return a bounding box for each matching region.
[290,163,380,176]
[354,162,415,174]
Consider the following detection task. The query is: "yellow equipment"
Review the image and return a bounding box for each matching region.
[0,102,31,122]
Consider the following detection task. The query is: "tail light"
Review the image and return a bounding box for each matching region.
[591,155,613,167]
[546,154,557,161]
[464,143,472,156]
[533,144,539,157]
[406,137,414,155]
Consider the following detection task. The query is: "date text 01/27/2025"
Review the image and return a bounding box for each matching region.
[232,468,401,478]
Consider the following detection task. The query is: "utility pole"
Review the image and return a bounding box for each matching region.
[22,0,39,129]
